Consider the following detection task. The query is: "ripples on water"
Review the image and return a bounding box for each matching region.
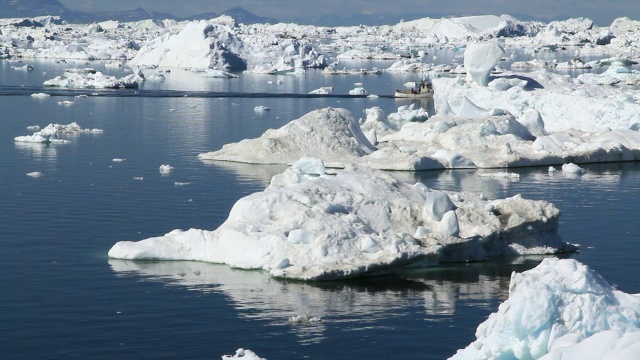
[2,57,640,359]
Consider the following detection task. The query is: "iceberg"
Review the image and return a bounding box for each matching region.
[109,161,576,280]
[43,70,142,89]
[450,258,640,360]
[14,122,102,144]
[199,105,640,171]
[129,17,325,71]
[198,108,376,168]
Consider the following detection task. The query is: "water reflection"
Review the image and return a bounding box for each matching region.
[14,142,58,161]
[199,160,287,186]
[108,257,550,345]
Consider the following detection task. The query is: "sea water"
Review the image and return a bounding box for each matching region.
[1,56,639,359]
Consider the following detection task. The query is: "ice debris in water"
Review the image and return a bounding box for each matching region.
[562,163,585,174]
[221,348,266,360]
[26,172,42,178]
[288,315,322,324]
[15,122,102,144]
[159,165,174,174]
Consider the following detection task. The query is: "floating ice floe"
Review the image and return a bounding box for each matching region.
[254,106,271,112]
[159,165,174,174]
[288,315,322,324]
[12,64,34,71]
[198,108,376,168]
[198,105,640,170]
[222,348,265,360]
[44,69,143,89]
[30,93,50,99]
[26,172,42,178]
[205,69,239,78]
[108,160,576,280]
[113,158,126,162]
[511,59,549,69]
[561,163,585,174]
[348,87,369,96]
[451,258,640,360]
[555,57,592,70]
[14,122,102,144]
[309,87,332,95]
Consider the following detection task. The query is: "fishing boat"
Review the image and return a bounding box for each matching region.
[394,80,433,98]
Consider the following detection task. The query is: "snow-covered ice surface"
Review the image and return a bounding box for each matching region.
[450,258,640,360]
[43,70,142,89]
[129,16,325,71]
[198,108,376,168]
[198,105,640,170]
[434,70,640,133]
[109,160,576,280]
[222,348,266,360]
[14,122,103,144]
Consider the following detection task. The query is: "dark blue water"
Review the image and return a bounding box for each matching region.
[1,58,639,360]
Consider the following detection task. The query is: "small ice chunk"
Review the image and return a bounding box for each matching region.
[26,172,42,178]
[562,163,585,174]
[174,182,190,186]
[27,125,41,131]
[414,226,429,238]
[112,158,126,162]
[424,190,457,221]
[254,106,271,112]
[159,164,174,174]
[287,229,315,244]
[549,166,558,173]
[133,177,144,180]
[222,348,266,360]
[436,210,460,237]
[349,87,368,96]
[360,236,381,253]
[57,101,74,106]
[293,157,325,176]
[288,315,322,324]
[31,93,50,99]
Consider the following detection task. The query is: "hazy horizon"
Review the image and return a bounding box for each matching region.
[58,0,640,26]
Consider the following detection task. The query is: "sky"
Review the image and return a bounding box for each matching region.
[58,0,640,26]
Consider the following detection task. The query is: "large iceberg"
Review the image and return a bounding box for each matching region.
[109,160,575,280]
[198,108,376,168]
[199,106,640,170]
[129,16,325,71]
[451,258,640,360]
[43,69,143,89]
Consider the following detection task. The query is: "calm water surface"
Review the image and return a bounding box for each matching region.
[1,57,639,359]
